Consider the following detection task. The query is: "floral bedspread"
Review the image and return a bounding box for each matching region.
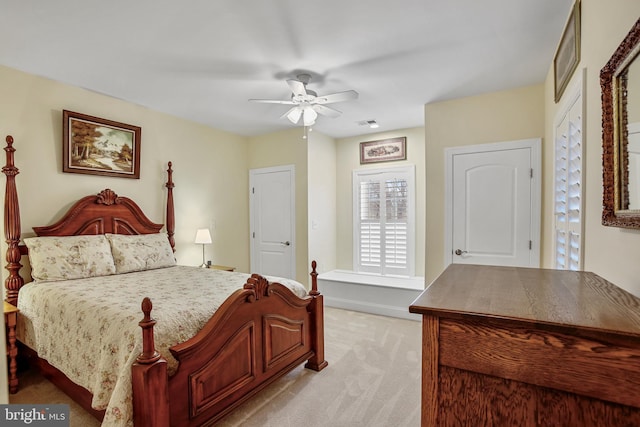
[16,265,308,426]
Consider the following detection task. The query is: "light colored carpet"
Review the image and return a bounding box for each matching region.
[10,368,102,427]
[10,307,422,426]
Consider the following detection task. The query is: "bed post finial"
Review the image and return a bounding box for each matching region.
[138,297,161,363]
[132,297,169,427]
[309,260,319,296]
[165,162,175,252]
[3,136,24,306]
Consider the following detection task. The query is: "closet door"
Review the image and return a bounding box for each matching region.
[451,144,535,267]
[249,165,296,279]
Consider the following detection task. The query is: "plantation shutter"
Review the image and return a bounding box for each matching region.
[554,94,583,271]
[383,178,408,269]
[359,180,381,267]
[354,166,414,276]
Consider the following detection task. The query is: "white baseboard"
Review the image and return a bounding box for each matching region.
[323,295,421,321]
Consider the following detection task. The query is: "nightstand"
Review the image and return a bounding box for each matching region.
[4,300,19,393]
[207,264,235,272]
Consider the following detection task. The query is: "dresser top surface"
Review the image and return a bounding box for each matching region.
[409,264,640,338]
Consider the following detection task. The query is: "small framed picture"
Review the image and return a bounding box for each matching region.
[63,110,141,179]
[360,137,407,164]
[553,0,581,103]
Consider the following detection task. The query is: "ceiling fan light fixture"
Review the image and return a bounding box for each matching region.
[250,73,358,129]
[303,106,317,126]
[286,108,303,124]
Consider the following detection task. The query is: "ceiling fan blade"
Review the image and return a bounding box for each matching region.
[313,104,342,118]
[281,107,302,124]
[249,98,296,105]
[313,90,359,104]
[287,79,307,96]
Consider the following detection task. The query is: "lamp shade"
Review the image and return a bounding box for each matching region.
[303,106,317,126]
[194,228,212,244]
[286,108,303,124]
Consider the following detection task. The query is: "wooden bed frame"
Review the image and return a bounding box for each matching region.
[3,135,327,426]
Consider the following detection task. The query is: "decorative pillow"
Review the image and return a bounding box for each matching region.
[24,235,116,282]
[106,233,175,273]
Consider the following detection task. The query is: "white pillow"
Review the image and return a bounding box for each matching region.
[24,235,116,282]
[106,233,175,273]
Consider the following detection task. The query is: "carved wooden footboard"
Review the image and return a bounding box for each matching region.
[134,267,326,427]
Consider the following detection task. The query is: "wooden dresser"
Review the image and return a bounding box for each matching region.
[409,264,640,426]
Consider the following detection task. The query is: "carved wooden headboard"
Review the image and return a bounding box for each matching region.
[2,135,175,305]
[33,188,166,237]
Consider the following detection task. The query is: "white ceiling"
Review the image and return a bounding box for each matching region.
[0,0,573,139]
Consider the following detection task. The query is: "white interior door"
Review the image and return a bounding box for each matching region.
[249,165,296,279]
[445,139,540,268]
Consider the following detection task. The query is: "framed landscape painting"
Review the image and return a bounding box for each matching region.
[63,110,141,179]
[360,137,407,164]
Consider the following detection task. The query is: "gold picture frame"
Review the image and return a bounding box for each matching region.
[554,0,581,103]
[63,110,141,179]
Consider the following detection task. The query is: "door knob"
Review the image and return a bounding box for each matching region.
[454,249,467,256]
[281,241,291,246]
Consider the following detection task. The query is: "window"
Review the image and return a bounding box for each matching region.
[554,92,583,271]
[353,165,415,276]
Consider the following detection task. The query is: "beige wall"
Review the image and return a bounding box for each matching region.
[308,131,337,275]
[0,65,251,277]
[543,0,640,296]
[424,85,545,284]
[336,127,426,276]
[247,128,310,285]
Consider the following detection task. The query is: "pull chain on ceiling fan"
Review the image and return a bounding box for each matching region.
[249,73,358,127]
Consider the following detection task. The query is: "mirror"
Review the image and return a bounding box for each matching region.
[601,17,640,228]
[626,61,640,210]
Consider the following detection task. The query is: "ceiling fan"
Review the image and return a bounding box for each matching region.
[249,73,358,126]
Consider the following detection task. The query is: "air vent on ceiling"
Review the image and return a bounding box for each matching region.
[358,120,379,128]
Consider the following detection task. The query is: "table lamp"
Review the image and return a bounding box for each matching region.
[194,228,212,268]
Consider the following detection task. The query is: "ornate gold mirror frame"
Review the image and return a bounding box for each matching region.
[601,17,640,228]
